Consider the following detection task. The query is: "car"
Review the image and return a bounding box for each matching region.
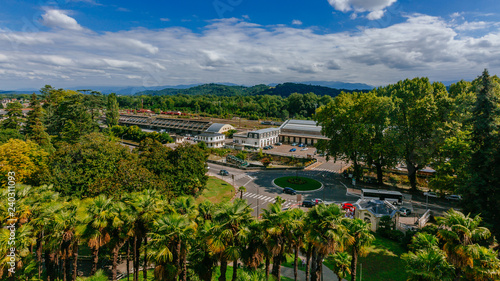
[301,147,308,151]
[219,169,229,176]
[423,191,438,198]
[289,148,297,152]
[283,187,297,195]
[275,142,282,146]
[341,203,354,210]
[301,200,315,208]
[291,142,297,146]
[445,194,462,201]
[298,143,304,147]
[268,145,274,149]
[399,207,412,216]
[263,146,270,150]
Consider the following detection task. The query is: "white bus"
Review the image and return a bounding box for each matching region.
[361,189,403,205]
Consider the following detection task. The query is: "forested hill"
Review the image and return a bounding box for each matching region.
[136,82,369,97]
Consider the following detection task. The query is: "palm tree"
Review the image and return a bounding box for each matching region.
[149,211,197,281]
[209,199,253,281]
[466,246,500,280]
[327,252,351,281]
[436,209,491,279]
[288,208,305,281]
[408,232,439,251]
[402,248,455,281]
[343,218,375,281]
[76,195,116,275]
[124,190,164,281]
[305,204,347,281]
[238,186,246,199]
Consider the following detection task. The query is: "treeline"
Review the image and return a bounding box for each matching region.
[136,82,360,97]
[118,92,334,120]
[316,70,500,236]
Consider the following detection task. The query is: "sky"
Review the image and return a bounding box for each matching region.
[1,0,500,90]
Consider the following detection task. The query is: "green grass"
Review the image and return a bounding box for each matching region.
[324,233,408,281]
[196,176,235,204]
[120,269,155,280]
[274,176,322,191]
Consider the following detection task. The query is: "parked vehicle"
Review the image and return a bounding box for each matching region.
[263,146,270,150]
[399,207,412,216]
[289,148,297,152]
[423,191,438,198]
[341,202,354,210]
[275,142,282,146]
[268,145,274,149]
[283,187,297,195]
[445,194,462,201]
[291,143,297,146]
[298,143,304,147]
[301,200,315,208]
[312,198,323,205]
[301,147,308,151]
[219,169,229,176]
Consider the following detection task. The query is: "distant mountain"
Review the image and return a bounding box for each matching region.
[299,81,374,90]
[134,82,368,97]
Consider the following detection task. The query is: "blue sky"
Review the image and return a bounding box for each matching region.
[1,0,500,89]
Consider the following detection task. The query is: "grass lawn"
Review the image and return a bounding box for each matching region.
[274,176,322,191]
[213,266,292,280]
[324,233,408,281]
[196,176,235,204]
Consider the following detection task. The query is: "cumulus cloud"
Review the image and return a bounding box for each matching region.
[1,15,500,89]
[327,0,397,20]
[292,20,303,25]
[41,10,84,31]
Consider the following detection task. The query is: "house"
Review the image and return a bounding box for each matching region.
[195,133,225,148]
[353,199,398,232]
[233,127,280,150]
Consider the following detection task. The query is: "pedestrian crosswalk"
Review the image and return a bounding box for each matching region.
[242,192,297,208]
[311,168,337,173]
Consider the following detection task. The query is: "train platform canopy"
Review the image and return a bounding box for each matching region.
[278,119,329,145]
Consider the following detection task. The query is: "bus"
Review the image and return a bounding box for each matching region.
[361,189,403,205]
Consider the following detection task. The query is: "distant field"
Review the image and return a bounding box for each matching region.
[196,176,235,204]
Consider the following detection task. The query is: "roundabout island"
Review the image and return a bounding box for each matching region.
[273,176,323,191]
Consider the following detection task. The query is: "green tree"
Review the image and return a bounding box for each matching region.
[402,248,455,281]
[460,69,500,236]
[25,93,54,153]
[436,209,493,279]
[106,93,120,127]
[0,128,24,144]
[379,78,451,190]
[326,252,352,281]
[343,218,375,281]
[1,101,24,130]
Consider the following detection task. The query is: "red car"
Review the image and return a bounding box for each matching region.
[341,203,354,210]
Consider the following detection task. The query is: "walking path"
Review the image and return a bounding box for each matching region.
[281,263,347,281]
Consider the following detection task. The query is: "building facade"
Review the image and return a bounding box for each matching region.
[195,133,226,148]
[233,127,280,149]
[278,119,329,145]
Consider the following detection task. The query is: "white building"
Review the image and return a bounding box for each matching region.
[195,133,225,148]
[233,127,280,150]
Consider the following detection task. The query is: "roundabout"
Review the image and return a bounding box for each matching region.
[273,176,323,192]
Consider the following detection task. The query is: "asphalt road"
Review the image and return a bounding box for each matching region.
[207,161,460,219]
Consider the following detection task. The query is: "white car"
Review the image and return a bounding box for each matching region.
[424,192,438,198]
[445,195,462,201]
[301,147,308,151]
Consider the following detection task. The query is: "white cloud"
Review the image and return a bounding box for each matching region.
[327,0,397,20]
[292,20,303,25]
[1,15,500,89]
[160,18,170,22]
[367,10,385,20]
[455,21,490,31]
[41,10,84,31]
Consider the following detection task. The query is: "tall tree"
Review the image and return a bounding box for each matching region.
[460,69,500,235]
[25,93,54,153]
[106,93,120,127]
[344,218,375,281]
[379,78,451,190]
[1,101,24,130]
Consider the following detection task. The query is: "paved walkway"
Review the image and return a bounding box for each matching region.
[280,260,347,281]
